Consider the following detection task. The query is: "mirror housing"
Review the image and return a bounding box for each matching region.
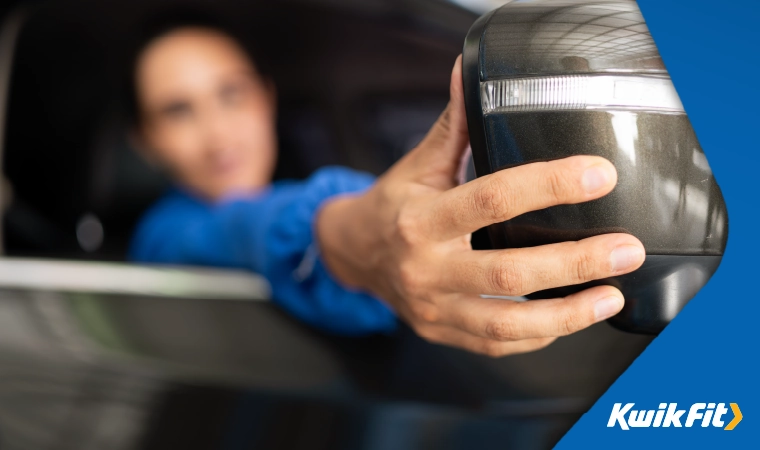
[462,0,728,334]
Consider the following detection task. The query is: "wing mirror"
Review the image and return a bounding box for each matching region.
[462,0,728,334]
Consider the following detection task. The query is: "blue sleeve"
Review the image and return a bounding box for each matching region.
[129,166,398,336]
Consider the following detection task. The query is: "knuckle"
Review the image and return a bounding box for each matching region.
[571,249,598,284]
[410,302,441,324]
[545,166,574,203]
[473,177,512,222]
[484,317,518,341]
[491,258,524,295]
[558,309,587,336]
[394,208,422,246]
[397,263,425,298]
[436,108,452,136]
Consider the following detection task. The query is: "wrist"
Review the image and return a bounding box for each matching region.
[316,192,372,290]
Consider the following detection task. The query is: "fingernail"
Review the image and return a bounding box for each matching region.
[610,245,645,272]
[582,165,612,193]
[594,295,624,321]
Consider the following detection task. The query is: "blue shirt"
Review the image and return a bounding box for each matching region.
[129,166,398,336]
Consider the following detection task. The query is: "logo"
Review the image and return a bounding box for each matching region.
[607,403,742,430]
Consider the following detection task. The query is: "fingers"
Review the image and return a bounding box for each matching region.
[439,285,625,340]
[423,155,617,241]
[402,55,470,189]
[417,54,468,157]
[440,233,645,296]
[414,322,556,358]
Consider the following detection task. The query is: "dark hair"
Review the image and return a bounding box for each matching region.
[122,7,271,127]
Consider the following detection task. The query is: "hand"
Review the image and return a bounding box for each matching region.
[316,55,645,357]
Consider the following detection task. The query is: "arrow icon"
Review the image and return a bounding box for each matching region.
[724,403,742,430]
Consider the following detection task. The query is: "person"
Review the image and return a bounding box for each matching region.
[127,18,646,357]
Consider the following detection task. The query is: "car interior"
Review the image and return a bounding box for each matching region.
[2,0,473,259]
[0,1,655,449]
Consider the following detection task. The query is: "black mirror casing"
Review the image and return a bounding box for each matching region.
[462,0,728,334]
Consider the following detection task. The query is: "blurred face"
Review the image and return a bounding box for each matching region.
[135,27,277,200]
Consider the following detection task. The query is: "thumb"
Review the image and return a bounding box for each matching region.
[408,55,470,189]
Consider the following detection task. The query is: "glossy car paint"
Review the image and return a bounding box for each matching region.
[462,0,728,334]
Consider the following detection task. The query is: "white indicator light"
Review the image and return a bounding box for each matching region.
[481,74,684,114]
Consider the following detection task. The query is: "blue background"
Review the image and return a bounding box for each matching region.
[558,0,759,447]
